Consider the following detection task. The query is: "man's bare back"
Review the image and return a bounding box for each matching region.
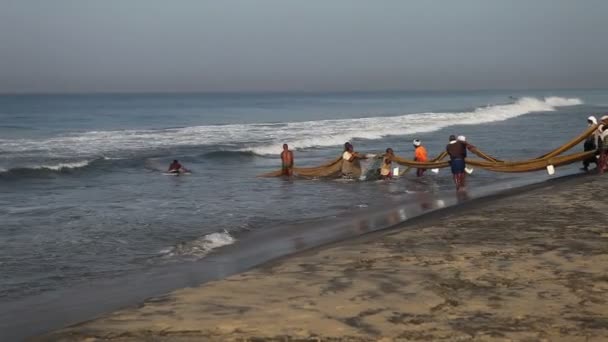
[281,144,294,176]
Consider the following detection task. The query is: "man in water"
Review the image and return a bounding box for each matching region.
[413,139,428,177]
[341,142,366,178]
[280,144,294,176]
[167,160,188,174]
[380,148,394,179]
[446,135,473,191]
[582,116,598,172]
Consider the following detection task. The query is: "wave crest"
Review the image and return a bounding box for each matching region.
[0,96,583,159]
[0,159,97,178]
[243,96,583,155]
[159,230,235,259]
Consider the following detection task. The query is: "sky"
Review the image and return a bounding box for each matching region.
[1,0,607,93]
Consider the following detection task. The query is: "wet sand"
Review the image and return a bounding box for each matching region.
[38,175,608,341]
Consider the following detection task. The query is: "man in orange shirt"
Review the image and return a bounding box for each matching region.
[413,139,428,177]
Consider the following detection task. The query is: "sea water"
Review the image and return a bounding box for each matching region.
[1,90,607,338]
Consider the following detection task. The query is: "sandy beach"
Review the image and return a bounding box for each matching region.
[37,175,608,341]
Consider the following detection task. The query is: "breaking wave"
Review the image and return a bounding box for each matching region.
[241,96,583,155]
[159,230,236,259]
[0,159,97,178]
[0,96,582,160]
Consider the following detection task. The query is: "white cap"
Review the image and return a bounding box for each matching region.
[588,116,597,125]
[457,135,466,142]
[413,139,421,147]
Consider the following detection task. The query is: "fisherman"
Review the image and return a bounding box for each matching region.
[598,116,608,174]
[412,139,428,177]
[280,144,294,176]
[582,116,598,172]
[446,135,473,191]
[167,160,188,174]
[341,142,366,179]
[380,148,394,179]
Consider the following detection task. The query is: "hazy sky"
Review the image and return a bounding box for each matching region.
[1,0,607,93]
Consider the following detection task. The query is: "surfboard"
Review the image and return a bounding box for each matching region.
[163,172,191,176]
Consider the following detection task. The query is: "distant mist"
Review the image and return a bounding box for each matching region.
[1,0,607,93]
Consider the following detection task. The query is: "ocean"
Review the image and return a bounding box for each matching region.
[1,90,607,339]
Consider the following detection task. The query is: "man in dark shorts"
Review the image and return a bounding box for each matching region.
[280,144,294,176]
[582,116,598,171]
[446,135,474,191]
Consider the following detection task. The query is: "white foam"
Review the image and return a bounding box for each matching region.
[160,230,235,259]
[242,96,583,155]
[32,160,93,171]
[0,96,583,158]
[544,96,583,107]
[0,160,94,173]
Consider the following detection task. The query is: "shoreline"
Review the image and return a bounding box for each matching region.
[35,172,608,341]
[0,171,552,341]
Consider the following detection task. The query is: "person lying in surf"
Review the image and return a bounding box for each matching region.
[168,160,188,174]
[280,144,294,176]
[380,148,394,180]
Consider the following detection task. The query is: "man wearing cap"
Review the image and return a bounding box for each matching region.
[412,139,428,177]
[446,135,472,191]
[582,116,598,172]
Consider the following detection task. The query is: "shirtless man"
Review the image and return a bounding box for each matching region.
[280,144,294,176]
[380,148,394,180]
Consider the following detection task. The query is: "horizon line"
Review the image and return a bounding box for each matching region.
[1,86,607,96]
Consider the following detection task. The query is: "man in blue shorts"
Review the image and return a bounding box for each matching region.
[446,135,474,191]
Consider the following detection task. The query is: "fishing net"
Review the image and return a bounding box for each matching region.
[258,156,362,178]
[259,124,599,177]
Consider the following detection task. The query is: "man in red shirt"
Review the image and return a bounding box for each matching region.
[168,160,188,174]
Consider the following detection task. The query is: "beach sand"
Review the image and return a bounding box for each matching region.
[38,175,608,341]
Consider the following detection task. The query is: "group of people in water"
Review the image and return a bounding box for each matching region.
[167,115,608,189]
[277,114,608,191]
[280,135,475,191]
